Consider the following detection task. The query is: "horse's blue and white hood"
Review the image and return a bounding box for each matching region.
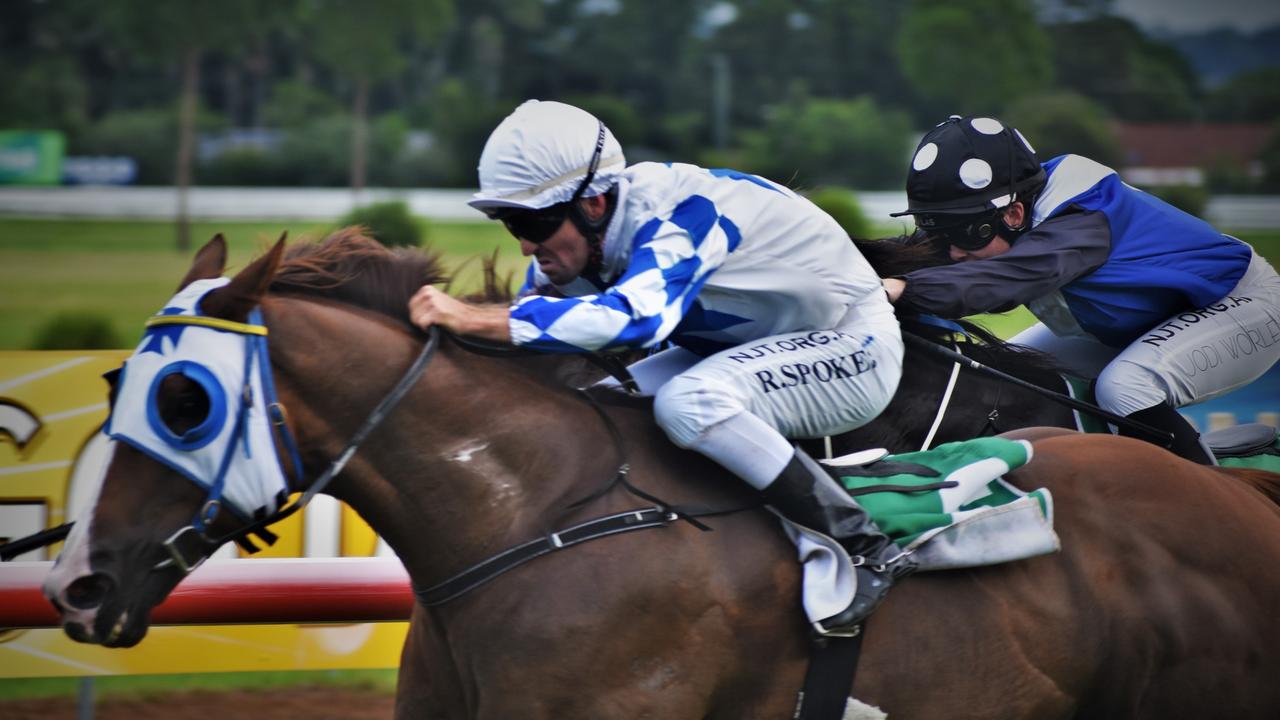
[107,278,291,525]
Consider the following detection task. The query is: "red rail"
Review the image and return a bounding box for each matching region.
[0,557,414,629]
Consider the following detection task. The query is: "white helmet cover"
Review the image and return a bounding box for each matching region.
[469,100,626,212]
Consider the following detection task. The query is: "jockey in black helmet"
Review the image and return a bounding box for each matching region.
[883,116,1280,465]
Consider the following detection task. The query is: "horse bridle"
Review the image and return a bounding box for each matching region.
[151,312,441,575]
[6,310,741,602]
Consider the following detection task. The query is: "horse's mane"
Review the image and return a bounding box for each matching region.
[852,230,951,278]
[268,228,451,326]
[852,231,1066,383]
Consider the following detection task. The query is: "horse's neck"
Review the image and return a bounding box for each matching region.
[311,339,638,585]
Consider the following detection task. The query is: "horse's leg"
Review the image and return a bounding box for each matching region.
[395,608,456,720]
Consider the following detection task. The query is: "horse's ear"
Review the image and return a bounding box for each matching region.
[201,234,287,321]
[177,235,228,292]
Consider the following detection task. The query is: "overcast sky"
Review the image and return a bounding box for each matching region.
[1113,0,1280,33]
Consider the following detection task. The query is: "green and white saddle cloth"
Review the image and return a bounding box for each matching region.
[831,437,1059,570]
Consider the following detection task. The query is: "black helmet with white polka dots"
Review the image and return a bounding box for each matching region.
[891,115,1045,218]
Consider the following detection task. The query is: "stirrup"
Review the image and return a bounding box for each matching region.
[820,448,889,468]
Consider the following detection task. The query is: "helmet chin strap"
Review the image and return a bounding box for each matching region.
[998,194,1037,245]
[569,186,618,276]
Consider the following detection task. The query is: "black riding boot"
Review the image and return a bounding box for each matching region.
[761,449,917,636]
[1120,401,1214,465]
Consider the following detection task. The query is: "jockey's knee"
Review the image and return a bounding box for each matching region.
[1095,360,1170,416]
[653,374,744,449]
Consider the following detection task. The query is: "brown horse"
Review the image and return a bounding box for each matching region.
[43,232,1280,719]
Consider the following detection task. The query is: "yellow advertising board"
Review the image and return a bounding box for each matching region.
[0,351,406,678]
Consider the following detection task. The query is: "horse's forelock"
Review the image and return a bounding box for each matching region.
[266,227,448,324]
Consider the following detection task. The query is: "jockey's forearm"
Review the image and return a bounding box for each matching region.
[454,304,513,343]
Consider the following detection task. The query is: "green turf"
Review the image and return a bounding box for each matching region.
[0,218,523,350]
[0,669,396,701]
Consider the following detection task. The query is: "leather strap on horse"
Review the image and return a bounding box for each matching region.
[413,384,763,607]
[795,631,866,720]
[413,507,678,605]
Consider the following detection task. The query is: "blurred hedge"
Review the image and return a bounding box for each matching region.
[33,312,121,350]
[806,188,873,239]
[339,200,424,248]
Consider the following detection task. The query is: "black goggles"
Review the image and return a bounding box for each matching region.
[485,120,608,245]
[487,204,570,244]
[918,210,1002,251]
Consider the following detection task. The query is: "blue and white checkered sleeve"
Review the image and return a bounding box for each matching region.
[508,195,739,352]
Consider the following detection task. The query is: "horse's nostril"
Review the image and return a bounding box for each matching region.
[65,573,114,610]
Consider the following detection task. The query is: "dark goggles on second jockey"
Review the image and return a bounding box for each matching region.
[485,120,609,245]
[917,209,1004,251]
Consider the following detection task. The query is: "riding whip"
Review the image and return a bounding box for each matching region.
[902,332,1176,447]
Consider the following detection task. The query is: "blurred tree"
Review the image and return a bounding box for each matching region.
[438,0,548,107]
[894,0,1053,119]
[0,55,88,135]
[707,1,909,135]
[261,80,344,128]
[1205,68,1280,122]
[1046,17,1199,121]
[94,0,282,251]
[1003,91,1121,166]
[741,95,911,189]
[547,0,710,151]
[76,107,226,185]
[562,94,645,150]
[0,1,96,136]
[416,78,510,186]
[304,0,454,194]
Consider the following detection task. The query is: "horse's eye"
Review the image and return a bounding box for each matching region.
[158,376,212,436]
[145,362,227,450]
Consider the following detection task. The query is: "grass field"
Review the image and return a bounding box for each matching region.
[3,218,1277,351]
[0,218,524,350]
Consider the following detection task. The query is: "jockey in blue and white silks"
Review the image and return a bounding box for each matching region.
[508,158,903,468]
[407,100,914,636]
[884,115,1280,465]
[510,163,884,360]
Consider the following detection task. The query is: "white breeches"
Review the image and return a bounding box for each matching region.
[1012,252,1280,416]
[625,312,904,489]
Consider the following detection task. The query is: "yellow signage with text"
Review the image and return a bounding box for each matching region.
[0,351,406,678]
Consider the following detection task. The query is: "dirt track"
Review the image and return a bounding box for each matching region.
[0,686,394,720]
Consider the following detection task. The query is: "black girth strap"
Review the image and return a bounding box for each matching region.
[413,507,677,606]
[795,631,867,720]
